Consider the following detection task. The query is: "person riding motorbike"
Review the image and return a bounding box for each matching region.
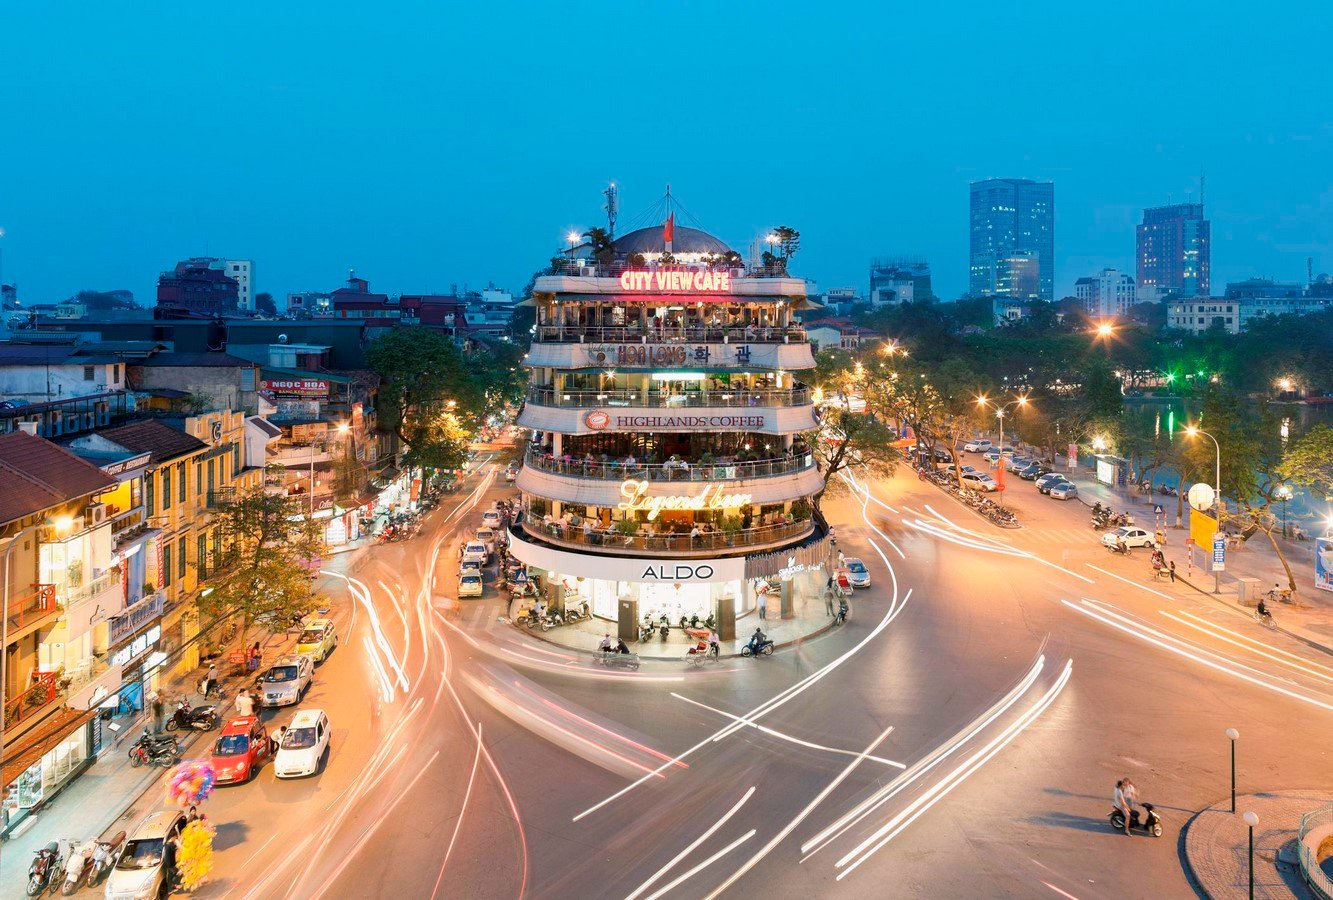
[707,630,720,656]
[1256,597,1271,622]
[598,634,612,654]
[615,639,630,654]
[837,598,849,623]
[747,627,769,654]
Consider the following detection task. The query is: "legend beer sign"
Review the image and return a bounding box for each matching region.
[619,270,731,292]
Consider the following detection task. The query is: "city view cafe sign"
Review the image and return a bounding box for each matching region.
[617,478,751,521]
[619,270,731,292]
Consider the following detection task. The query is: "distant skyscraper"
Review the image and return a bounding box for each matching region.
[969,179,1054,300]
[1136,203,1209,297]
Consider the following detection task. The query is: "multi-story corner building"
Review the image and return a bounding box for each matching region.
[224,260,254,311]
[1074,268,1138,318]
[156,258,241,316]
[1137,203,1210,297]
[0,430,122,836]
[869,258,932,305]
[509,221,834,641]
[969,179,1055,300]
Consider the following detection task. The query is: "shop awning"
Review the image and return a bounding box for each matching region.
[1,706,99,790]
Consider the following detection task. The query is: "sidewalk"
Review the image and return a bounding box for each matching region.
[1182,790,1329,899]
[1056,466,1333,653]
[0,623,300,881]
[507,589,838,659]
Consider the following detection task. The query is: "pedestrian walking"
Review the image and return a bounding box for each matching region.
[1168,560,1177,583]
[235,690,254,717]
[247,641,261,672]
[824,587,836,617]
[270,725,287,755]
[757,585,768,621]
[201,664,218,699]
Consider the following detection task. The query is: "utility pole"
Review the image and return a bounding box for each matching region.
[603,183,618,240]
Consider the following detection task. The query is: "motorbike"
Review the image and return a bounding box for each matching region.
[686,641,720,666]
[542,611,564,630]
[62,839,97,896]
[1255,608,1277,629]
[594,650,641,671]
[128,730,181,768]
[704,613,716,631]
[27,841,64,896]
[741,637,775,657]
[1107,541,1131,556]
[1109,802,1163,837]
[658,616,670,641]
[85,832,125,888]
[165,699,219,732]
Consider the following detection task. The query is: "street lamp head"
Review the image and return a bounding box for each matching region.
[1276,377,1294,391]
[53,515,74,534]
[1184,425,1199,437]
[1016,395,1028,406]
[336,422,350,435]
[1226,727,1239,740]
[566,231,581,245]
[1096,323,1115,338]
[1242,811,1259,827]
[975,396,988,406]
[1092,436,1107,451]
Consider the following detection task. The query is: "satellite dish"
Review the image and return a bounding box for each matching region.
[278,334,289,344]
[1187,483,1216,511]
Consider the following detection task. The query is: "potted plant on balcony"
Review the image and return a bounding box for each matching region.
[790,500,812,523]
[67,559,84,588]
[720,515,743,546]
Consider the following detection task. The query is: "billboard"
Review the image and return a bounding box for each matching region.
[262,377,330,398]
[1317,537,1333,594]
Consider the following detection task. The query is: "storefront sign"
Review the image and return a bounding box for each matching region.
[617,479,751,521]
[620,270,731,292]
[611,414,765,429]
[584,410,611,430]
[100,452,152,477]
[262,377,330,397]
[507,528,746,584]
[588,344,691,366]
[111,624,160,668]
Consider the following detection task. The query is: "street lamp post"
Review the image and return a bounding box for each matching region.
[1242,810,1259,899]
[1226,727,1239,812]
[1185,425,1223,594]
[1275,484,1292,538]
[976,394,1030,506]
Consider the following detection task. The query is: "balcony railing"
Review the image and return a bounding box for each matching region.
[520,512,813,554]
[525,447,816,482]
[64,570,122,608]
[535,325,806,345]
[546,259,798,281]
[3,670,59,731]
[526,384,812,409]
[4,583,58,634]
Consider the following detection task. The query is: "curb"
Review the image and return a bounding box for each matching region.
[516,616,838,661]
[917,476,1024,530]
[1174,573,1333,659]
[1177,804,1214,900]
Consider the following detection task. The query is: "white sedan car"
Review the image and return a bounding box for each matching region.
[481,509,502,528]
[458,571,484,597]
[844,558,871,588]
[274,709,330,778]
[963,439,993,452]
[1049,482,1079,500]
[961,472,999,492]
[461,540,489,566]
[1102,526,1154,548]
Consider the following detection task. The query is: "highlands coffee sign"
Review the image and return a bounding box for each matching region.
[619,270,731,292]
[584,410,766,430]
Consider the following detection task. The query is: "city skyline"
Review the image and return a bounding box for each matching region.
[2,3,1329,305]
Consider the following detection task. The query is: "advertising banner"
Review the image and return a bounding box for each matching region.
[1316,537,1333,594]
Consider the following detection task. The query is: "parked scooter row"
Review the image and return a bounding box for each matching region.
[27,829,125,896]
[1090,502,1134,530]
[127,728,182,767]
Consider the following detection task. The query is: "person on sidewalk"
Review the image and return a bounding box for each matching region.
[1168,560,1177,583]
[235,690,254,717]
[824,585,836,617]
[247,641,261,673]
[149,690,164,733]
[201,664,219,700]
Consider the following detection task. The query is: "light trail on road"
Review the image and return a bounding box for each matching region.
[1065,598,1333,713]
[1162,610,1333,683]
[833,659,1074,881]
[624,785,757,900]
[801,652,1048,859]
[670,692,907,768]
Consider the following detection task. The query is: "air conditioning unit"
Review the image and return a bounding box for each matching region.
[85,503,107,527]
[580,267,596,277]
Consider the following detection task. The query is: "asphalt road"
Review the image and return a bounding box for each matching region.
[108,445,1333,900]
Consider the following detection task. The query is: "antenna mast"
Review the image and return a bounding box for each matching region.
[603,183,618,239]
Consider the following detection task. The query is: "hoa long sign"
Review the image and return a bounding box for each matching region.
[619,270,731,292]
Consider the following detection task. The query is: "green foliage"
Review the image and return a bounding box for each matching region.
[773,225,800,260]
[368,328,500,469]
[1279,424,1333,501]
[254,292,277,315]
[201,487,324,636]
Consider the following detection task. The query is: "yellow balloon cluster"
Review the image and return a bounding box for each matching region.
[176,820,216,893]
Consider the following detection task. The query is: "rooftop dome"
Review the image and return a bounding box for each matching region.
[611,224,732,257]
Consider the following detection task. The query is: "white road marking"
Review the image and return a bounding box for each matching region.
[625,786,757,900]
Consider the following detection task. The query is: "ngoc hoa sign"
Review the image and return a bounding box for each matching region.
[620,270,731,292]
[617,479,751,521]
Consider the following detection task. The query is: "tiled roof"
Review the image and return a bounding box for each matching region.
[0,431,118,526]
[97,420,208,463]
[136,352,256,368]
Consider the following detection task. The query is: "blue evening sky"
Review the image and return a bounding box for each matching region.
[2,2,1330,305]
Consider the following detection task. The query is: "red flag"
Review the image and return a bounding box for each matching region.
[664,213,674,245]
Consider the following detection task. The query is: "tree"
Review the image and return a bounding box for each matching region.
[367,328,493,469]
[254,292,277,316]
[200,487,324,642]
[1240,409,1300,593]
[773,225,800,261]
[1279,424,1333,501]
[582,227,614,265]
[804,404,898,513]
